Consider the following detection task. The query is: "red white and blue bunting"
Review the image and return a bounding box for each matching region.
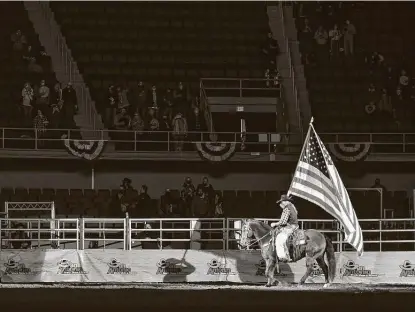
[195,140,237,162]
[328,143,371,162]
[63,136,106,161]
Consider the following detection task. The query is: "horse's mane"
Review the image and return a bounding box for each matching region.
[248,219,272,233]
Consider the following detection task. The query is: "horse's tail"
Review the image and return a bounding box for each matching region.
[324,235,336,282]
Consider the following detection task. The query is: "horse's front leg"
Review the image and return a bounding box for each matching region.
[265,258,279,287]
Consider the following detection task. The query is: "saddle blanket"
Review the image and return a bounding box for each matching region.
[275,229,306,261]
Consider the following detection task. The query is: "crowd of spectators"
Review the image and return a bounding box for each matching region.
[110,176,224,219]
[10,29,78,133]
[295,2,415,130]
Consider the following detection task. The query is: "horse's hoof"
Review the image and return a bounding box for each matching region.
[323,283,330,288]
[265,283,272,288]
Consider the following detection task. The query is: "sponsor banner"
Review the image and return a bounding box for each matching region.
[1,250,415,284]
[0,250,88,283]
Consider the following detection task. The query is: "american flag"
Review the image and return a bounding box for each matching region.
[288,124,363,256]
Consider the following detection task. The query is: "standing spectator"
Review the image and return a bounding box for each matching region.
[136,185,151,217]
[161,88,175,122]
[33,109,48,146]
[62,82,78,124]
[378,88,393,120]
[264,68,281,90]
[213,193,225,217]
[299,18,313,64]
[191,188,210,218]
[343,20,356,56]
[118,85,130,110]
[171,112,188,151]
[11,30,27,53]
[328,24,342,58]
[49,83,63,128]
[148,85,159,110]
[314,26,329,62]
[105,85,117,126]
[371,178,387,193]
[197,177,215,206]
[182,177,196,216]
[173,82,188,113]
[36,80,50,113]
[133,81,147,119]
[21,82,34,123]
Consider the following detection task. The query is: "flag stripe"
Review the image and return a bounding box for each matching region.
[288,124,364,256]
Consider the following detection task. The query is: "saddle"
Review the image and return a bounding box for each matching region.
[287,229,306,247]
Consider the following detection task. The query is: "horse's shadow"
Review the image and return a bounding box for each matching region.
[156,257,196,283]
[206,249,295,285]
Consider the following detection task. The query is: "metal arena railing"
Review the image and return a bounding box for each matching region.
[1,217,414,252]
[2,128,415,154]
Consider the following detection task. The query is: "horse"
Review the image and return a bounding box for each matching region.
[239,219,336,288]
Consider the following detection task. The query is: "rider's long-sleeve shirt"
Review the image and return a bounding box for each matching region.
[277,207,290,226]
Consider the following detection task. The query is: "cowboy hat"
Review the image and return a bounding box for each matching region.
[276,194,293,204]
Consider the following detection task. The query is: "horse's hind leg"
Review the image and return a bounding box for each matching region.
[316,255,329,285]
[299,256,314,285]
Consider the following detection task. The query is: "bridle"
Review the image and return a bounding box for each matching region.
[238,221,273,250]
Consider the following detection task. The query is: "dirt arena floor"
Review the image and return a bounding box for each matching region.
[1,283,415,312]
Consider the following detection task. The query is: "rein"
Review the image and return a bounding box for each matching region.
[239,230,273,250]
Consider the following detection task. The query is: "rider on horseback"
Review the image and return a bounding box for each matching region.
[271,194,299,262]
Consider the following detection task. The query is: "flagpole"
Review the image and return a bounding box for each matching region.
[287,117,313,197]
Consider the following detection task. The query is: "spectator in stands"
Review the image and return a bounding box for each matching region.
[49,83,63,128]
[191,187,210,218]
[262,32,279,65]
[120,178,138,214]
[314,26,329,62]
[343,20,356,56]
[36,79,50,113]
[188,106,206,142]
[136,185,151,217]
[392,86,408,128]
[110,186,127,218]
[172,112,188,151]
[265,68,281,90]
[197,177,215,206]
[173,82,188,113]
[11,30,27,53]
[148,108,159,131]
[114,107,131,130]
[105,85,117,126]
[10,223,31,249]
[148,85,159,110]
[161,88,175,122]
[328,24,342,59]
[118,86,130,110]
[33,109,48,146]
[213,193,224,218]
[130,111,145,134]
[62,82,78,123]
[399,69,410,98]
[22,45,36,64]
[300,18,313,64]
[159,189,175,217]
[371,178,387,193]
[159,114,171,132]
[366,51,385,74]
[133,81,147,119]
[21,82,34,123]
[182,177,196,215]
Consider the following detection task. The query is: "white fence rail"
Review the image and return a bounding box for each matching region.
[1,217,415,252]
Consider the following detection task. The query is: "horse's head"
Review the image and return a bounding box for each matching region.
[239,219,254,249]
